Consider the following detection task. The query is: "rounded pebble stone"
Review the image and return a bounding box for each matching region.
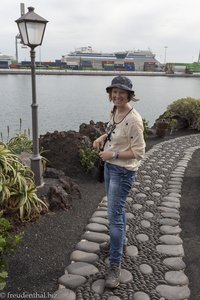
[70,250,99,263]
[144,179,151,184]
[156,179,164,183]
[89,217,109,226]
[163,196,180,203]
[156,244,184,257]
[126,212,134,219]
[161,212,180,220]
[134,181,141,186]
[143,211,154,219]
[66,262,99,276]
[159,235,183,245]
[58,274,86,289]
[155,183,163,188]
[127,197,133,202]
[75,240,100,253]
[160,225,181,235]
[132,203,143,210]
[163,257,186,270]
[152,192,161,196]
[141,220,151,228]
[146,200,154,205]
[136,233,149,242]
[86,223,108,233]
[133,291,150,300]
[135,193,147,198]
[144,186,150,191]
[91,279,105,294]
[165,271,189,285]
[92,211,108,218]
[126,245,138,256]
[53,288,76,300]
[168,192,181,198]
[156,284,190,299]
[158,206,179,213]
[162,201,180,209]
[82,232,109,243]
[132,187,139,193]
[159,218,179,226]
[139,264,153,275]
[120,269,133,283]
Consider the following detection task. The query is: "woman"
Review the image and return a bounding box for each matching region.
[93,76,145,288]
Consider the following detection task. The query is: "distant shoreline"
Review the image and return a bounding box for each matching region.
[0,69,200,77]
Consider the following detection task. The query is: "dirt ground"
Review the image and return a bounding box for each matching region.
[180,148,200,300]
[4,129,200,299]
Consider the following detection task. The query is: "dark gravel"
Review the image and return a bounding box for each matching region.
[5,176,105,295]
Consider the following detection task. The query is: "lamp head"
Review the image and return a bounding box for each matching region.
[15,7,48,49]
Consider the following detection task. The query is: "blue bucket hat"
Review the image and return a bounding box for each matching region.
[106,76,135,95]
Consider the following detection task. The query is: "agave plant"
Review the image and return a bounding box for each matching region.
[0,145,18,175]
[7,133,33,154]
[0,142,47,222]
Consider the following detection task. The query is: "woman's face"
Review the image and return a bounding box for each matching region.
[111,88,129,107]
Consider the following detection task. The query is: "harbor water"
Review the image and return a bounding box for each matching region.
[0,74,200,139]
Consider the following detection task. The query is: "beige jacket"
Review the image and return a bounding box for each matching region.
[104,108,146,171]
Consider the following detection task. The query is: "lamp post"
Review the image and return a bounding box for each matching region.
[15,7,48,186]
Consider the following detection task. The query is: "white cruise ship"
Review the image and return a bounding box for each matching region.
[62,46,160,71]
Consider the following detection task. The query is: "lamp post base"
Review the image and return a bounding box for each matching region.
[31,155,44,187]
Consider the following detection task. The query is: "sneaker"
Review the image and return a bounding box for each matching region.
[100,241,127,255]
[105,264,121,288]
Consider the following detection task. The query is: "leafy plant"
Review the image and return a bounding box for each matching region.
[79,147,99,173]
[169,118,178,134]
[166,97,200,130]
[7,133,32,155]
[0,213,22,290]
[0,142,47,222]
[142,118,149,140]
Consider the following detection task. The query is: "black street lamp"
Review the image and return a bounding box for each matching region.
[15,7,48,186]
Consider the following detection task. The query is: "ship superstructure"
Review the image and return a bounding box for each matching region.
[62,46,160,71]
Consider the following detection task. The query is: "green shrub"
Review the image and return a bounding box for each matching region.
[0,213,22,290]
[166,97,200,130]
[142,118,149,140]
[79,148,98,173]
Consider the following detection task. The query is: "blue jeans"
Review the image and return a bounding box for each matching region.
[104,162,136,265]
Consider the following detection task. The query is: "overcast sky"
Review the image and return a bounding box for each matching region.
[1,0,200,63]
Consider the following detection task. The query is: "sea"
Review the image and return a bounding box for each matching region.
[0,74,200,140]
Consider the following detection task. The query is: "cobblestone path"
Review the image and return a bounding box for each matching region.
[53,134,200,300]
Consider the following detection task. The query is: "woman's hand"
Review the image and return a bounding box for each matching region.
[93,134,107,151]
[99,150,113,161]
